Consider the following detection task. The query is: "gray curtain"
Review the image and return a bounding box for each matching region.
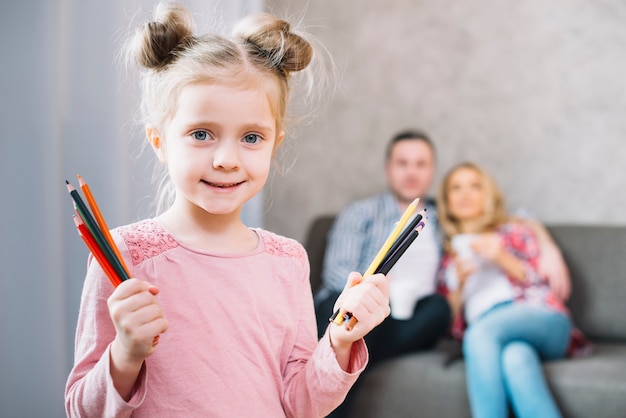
[0,0,262,416]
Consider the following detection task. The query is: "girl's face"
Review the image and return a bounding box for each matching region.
[446,167,485,221]
[154,80,282,218]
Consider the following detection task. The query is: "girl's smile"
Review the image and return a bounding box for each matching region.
[200,179,246,189]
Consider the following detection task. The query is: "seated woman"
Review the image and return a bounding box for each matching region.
[437,162,573,418]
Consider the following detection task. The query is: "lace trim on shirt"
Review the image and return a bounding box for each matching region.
[259,229,305,259]
[116,220,179,266]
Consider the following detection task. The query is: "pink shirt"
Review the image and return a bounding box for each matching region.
[65,219,367,418]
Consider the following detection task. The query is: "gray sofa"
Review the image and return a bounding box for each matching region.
[304,216,626,418]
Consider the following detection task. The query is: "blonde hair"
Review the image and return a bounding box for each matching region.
[437,162,510,252]
[126,2,315,213]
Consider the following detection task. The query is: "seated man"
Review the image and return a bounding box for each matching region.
[315,128,571,372]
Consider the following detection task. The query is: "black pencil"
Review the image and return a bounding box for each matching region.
[379,209,426,269]
[377,219,426,275]
[328,217,427,327]
[339,219,427,329]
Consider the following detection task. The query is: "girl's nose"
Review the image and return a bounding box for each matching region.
[212,140,240,170]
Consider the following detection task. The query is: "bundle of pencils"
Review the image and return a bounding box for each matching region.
[66,175,130,287]
[330,197,427,330]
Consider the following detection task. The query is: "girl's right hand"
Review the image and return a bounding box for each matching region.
[329,272,390,372]
[108,279,169,365]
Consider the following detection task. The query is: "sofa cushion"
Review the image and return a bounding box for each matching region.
[546,343,626,418]
[350,342,626,418]
[349,341,471,418]
[548,225,626,341]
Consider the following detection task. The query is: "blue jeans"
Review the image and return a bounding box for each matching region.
[462,302,571,418]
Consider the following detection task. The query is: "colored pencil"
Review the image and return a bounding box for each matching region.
[343,219,427,330]
[66,180,129,283]
[377,219,426,275]
[378,209,426,271]
[78,174,130,276]
[68,177,158,342]
[330,198,420,326]
[74,215,122,287]
[362,198,420,278]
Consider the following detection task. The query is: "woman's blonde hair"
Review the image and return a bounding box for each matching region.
[437,162,510,252]
[125,2,315,213]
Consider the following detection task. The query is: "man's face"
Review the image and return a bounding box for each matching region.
[385,139,435,204]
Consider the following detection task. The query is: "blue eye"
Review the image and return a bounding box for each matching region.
[243,134,261,144]
[192,131,208,141]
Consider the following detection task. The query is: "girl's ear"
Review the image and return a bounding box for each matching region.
[273,131,285,155]
[146,126,166,163]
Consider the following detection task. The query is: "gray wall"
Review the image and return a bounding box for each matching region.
[264,0,626,243]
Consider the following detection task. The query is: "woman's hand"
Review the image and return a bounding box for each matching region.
[471,233,504,261]
[329,272,390,370]
[472,233,526,281]
[107,278,169,400]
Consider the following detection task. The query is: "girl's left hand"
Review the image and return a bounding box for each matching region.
[330,272,390,347]
[471,233,504,261]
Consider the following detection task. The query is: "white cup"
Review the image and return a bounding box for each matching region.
[451,234,480,260]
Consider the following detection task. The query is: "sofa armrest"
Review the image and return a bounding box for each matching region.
[303,215,336,293]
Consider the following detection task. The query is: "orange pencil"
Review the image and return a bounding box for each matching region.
[77,174,130,277]
[74,215,122,287]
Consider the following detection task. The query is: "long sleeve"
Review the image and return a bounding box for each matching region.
[282,256,368,418]
[65,247,148,418]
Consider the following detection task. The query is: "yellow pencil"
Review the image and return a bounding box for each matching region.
[363,197,420,278]
[332,197,420,326]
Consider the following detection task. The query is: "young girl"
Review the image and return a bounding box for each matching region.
[65,3,390,417]
[437,162,572,418]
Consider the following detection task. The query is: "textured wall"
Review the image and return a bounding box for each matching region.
[264,0,626,243]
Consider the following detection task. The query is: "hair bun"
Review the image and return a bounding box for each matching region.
[133,2,195,70]
[233,13,313,75]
